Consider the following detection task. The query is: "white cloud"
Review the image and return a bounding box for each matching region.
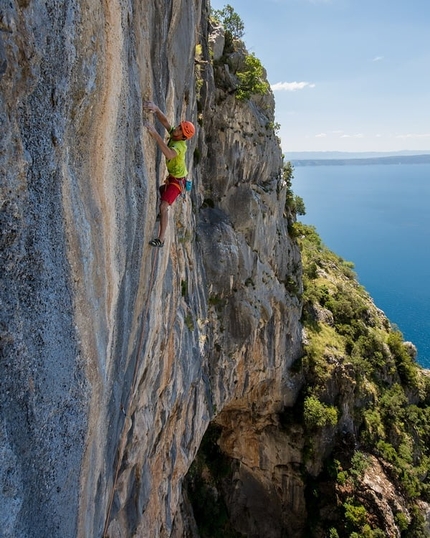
[341,133,364,139]
[395,133,430,139]
[271,81,316,91]
[372,56,384,62]
[315,133,327,138]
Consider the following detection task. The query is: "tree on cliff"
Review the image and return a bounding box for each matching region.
[212,4,270,101]
[212,4,245,40]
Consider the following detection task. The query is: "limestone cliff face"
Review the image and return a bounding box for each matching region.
[1,2,302,537]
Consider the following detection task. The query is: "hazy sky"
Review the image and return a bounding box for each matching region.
[209,0,430,153]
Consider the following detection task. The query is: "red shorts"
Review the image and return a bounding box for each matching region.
[159,176,184,205]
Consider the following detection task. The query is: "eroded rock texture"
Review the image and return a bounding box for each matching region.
[1,1,302,537]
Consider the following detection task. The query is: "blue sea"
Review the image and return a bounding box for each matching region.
[292,163,430,369]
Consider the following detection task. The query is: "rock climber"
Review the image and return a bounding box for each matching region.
[143,100,195,248]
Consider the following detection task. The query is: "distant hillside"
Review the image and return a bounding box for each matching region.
[289,153,430,166]
[285,150,430,160]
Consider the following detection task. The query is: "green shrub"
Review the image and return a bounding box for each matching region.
[293,195,306,215]
[361,409,385,445]
[337,470,348,485]
[402,505,429,537]
[184,313,194,331]
[344,499,367,528]
[395,511,409,531]
[296,222,323,249]
[304,261,318,281]
[303,395,338,429]
[387,330,418,387]
[379,383,407,425]
[350,526,386,537]
[350,451,369,481]
[351,333,393,377]
[340,259,356,279]
[376,440,399,464]
[236,53,270,101]
[284,161,295,206]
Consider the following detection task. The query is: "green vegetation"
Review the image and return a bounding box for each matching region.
[181,279,187,297]
[297,221,430,536]
[349,451,369,482]
[235,53,270,101]
[188,220,430,538]
[186,227,430,537]
[211,5,270,102]
[344,498,367,529]
[283,160,306,217]
[212,4,244,41]
[304,395,338,428]
[184,313,194,331]
[188,5,430,535]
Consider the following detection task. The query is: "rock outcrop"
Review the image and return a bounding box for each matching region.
[1,1,301,537]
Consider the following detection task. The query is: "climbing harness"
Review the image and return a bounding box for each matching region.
[164,174,185,194]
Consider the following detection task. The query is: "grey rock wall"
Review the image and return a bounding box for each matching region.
[1,2,90,536]
[0,1,302,537]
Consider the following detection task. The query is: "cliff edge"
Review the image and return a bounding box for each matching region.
[1,1,301,536]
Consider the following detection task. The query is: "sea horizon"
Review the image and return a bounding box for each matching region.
[285,149,430,160]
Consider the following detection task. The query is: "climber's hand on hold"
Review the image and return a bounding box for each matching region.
[143,103,171,133]
[144,122,157,136]
[143,101,158,114]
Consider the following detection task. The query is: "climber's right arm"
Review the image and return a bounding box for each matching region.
[144,122,177,160]
[143,101,172,132]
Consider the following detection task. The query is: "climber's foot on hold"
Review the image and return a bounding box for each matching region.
[149,238,164,247]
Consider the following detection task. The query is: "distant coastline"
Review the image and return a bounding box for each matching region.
[285,151,430,167]
[292,163,430,367]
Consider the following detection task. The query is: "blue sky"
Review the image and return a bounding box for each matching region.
[209,0,430,153]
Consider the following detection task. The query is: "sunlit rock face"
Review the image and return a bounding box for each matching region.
[1,1,302,536]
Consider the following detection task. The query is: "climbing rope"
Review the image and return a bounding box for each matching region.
[102,246,160,538]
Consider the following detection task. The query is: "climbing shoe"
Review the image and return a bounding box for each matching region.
[149,238,164,247]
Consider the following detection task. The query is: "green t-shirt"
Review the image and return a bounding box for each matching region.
[166,133,188,178]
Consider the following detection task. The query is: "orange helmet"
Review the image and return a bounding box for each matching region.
[180,121,195,140]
